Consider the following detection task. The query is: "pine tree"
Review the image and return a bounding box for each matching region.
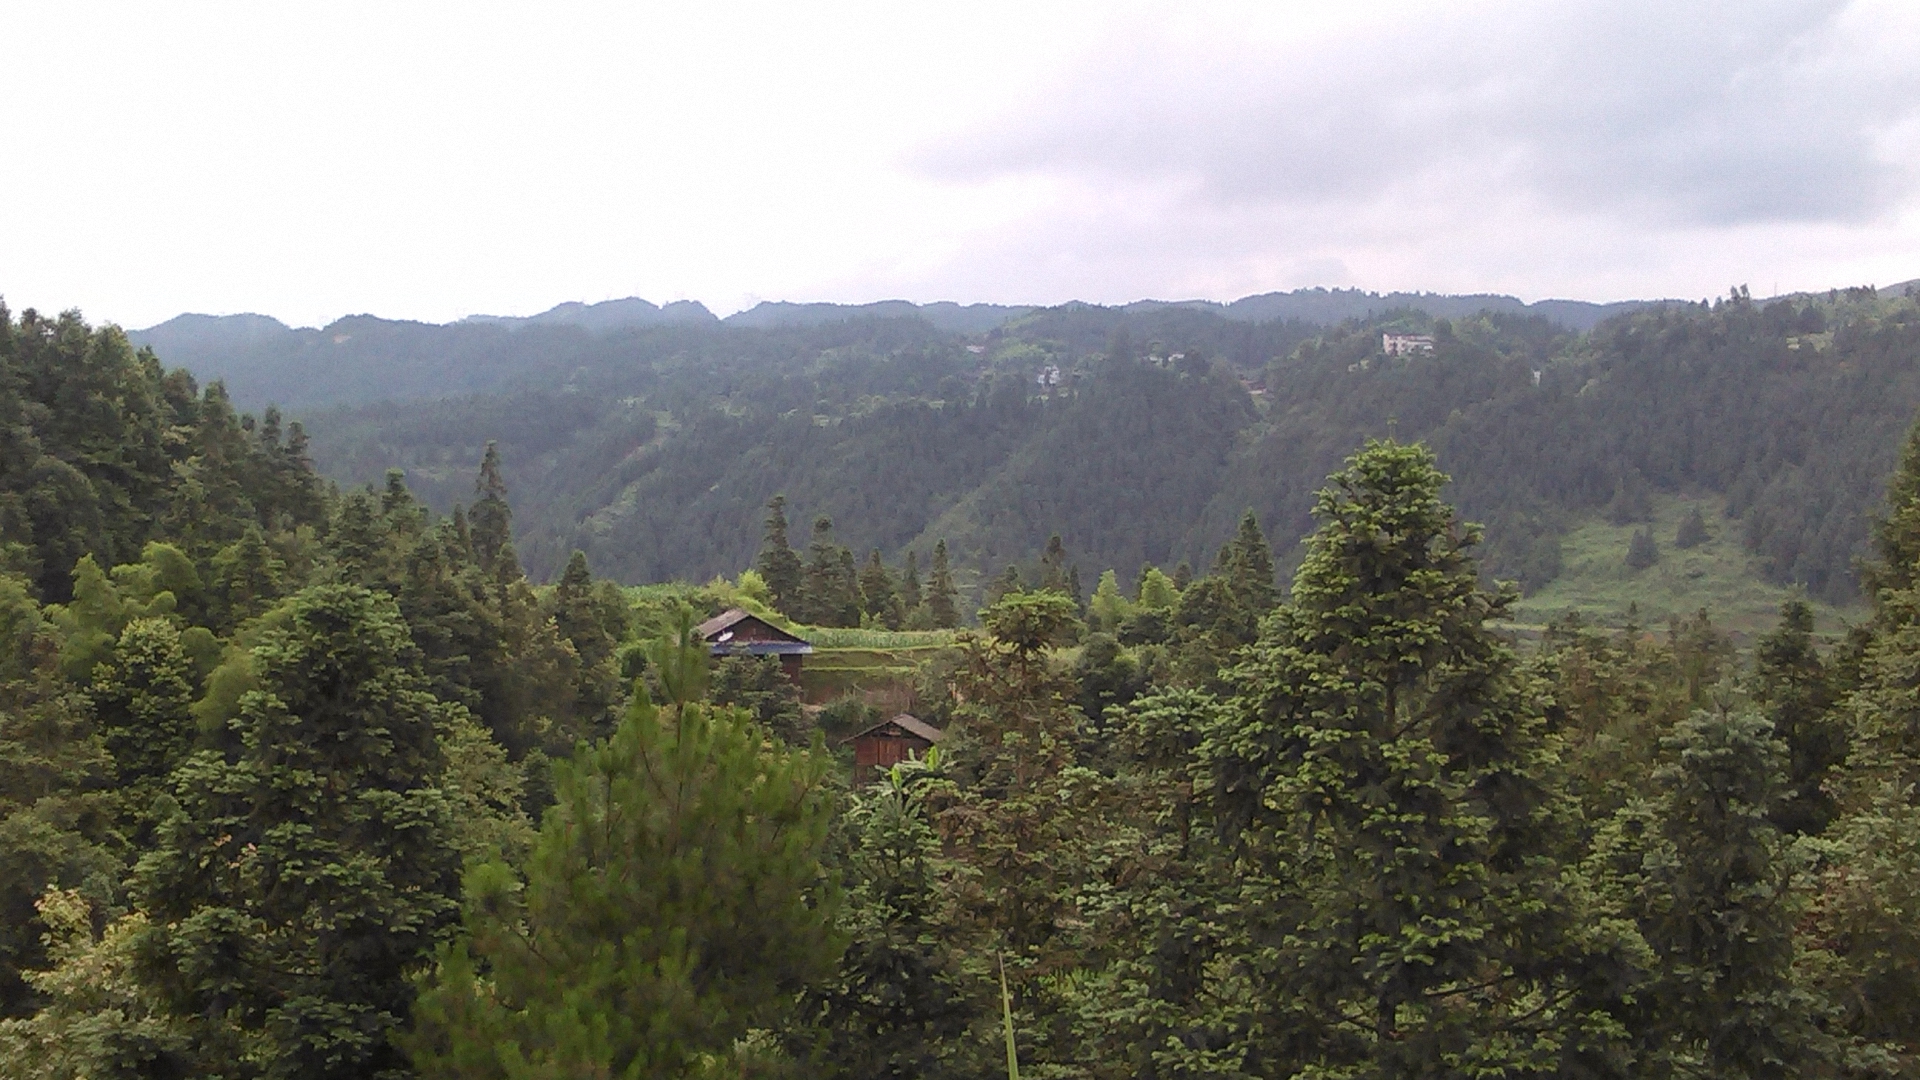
[927,540,959,629]
[1171,561,1193,591]
[755,495,805,617]
[134,583,464,1079]
[1201,440,1630,1077]
[408,688,842,1079]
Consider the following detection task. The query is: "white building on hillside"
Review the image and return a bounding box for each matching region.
[1382,333,1436,356]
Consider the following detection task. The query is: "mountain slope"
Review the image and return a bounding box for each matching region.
[120,287,1920,615]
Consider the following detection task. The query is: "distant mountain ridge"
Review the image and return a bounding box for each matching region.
[462,297,718,332]
[120,286,1667,412]
[132,285,1658,347]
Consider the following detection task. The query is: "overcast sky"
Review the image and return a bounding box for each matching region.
[5,0,1919,328]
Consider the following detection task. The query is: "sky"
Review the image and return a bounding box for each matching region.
[4,0,1919,329]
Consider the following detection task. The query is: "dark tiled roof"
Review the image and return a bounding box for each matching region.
[696,608,810,645]
[695,608,754,639]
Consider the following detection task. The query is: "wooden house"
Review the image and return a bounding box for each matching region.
[843,713,944,784]
[695,608,813,681]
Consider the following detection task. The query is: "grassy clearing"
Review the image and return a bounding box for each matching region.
[798,636,958,703]
[797,627,958,649]
[1507,494,1862,642]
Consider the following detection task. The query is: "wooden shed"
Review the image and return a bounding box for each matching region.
[696,608,813,681]
[843,713,944,784]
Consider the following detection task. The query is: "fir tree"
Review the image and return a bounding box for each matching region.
[1201,440,1631,1077]
[1635,708,1817,1078]
[927,541,959,629]
[755,495,805,617]
[835,548,863,627]
[468,443,514,575]
[90,617,195,837]
[1866,415,1920,597]
[710,654,809,745]
[1752,599,1844,835]
[1675,505,1710,549]
[134,583,464,1079]
[794,764,982,1080]
[1039,534,1069,594]
[549,550,624,738]
[1136,565,1180,610]
[1218,509,1277,612]
[1627,525,1660,569]
[987,564,1023,606]
[858,549,900,628]
[1089,569,1132,632]
[801,517,856,627]
[550,551,611,668]
[899,549,923,614]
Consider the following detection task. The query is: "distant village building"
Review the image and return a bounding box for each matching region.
[843,713,944,784]
[1382,333,1436,356]
[1036,365,1061,387]
[695,608,813,681]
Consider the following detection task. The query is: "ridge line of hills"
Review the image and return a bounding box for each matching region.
[91,278,1920,629]
[134,285,1663,345]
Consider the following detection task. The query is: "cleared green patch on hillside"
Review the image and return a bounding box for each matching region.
[1508,495,1862,640]
[796,630,955,702]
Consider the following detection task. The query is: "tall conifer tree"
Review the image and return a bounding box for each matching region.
[468,443,514,576]
[755,496,804,617]
[134,584,463,1079]
[1202,440,1629,1077]
[858,549,899,628]
[927,541,959,629]
[899,549,923,613]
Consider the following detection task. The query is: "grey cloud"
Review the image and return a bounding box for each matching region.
[923,0,1919,228]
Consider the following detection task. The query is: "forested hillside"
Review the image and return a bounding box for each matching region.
[129,286,1643,412]
[148,284,1920,614]
[8,299,1920,1077]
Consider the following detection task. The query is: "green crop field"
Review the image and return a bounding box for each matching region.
[1507,494,1862,641]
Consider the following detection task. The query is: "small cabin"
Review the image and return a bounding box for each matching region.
[843,713,944,784]
[695,608,813,681]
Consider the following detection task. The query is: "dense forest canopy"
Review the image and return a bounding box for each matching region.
[4,298,1920,1078]
[134,284,1920,608]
